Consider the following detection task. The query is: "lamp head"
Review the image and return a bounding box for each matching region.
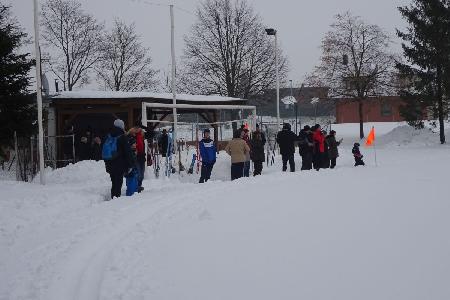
[265,28,277,35]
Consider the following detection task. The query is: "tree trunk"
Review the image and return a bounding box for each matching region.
[437,67,446,144]
[358,99,365,139]
[438,100,445,144]
[437,94,446,144]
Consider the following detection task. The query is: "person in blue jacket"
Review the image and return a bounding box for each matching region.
[199,129,217,183]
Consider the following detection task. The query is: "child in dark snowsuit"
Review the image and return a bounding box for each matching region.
[352,143,365,166]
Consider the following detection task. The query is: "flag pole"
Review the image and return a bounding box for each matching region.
[372,126,378,167]
[374,141,378,167]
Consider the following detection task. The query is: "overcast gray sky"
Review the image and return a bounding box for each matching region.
[9,0,409,89]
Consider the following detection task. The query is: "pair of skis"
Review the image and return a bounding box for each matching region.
[150,139,160,178]
[265,126,276,167]
[188,134,201,175]
[165,133,176,177]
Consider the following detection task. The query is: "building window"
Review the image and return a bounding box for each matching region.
[381,101,392,116]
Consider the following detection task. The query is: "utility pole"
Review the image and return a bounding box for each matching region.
[170,5,178,156]
[265,28,280,131]
[290,80,298,134]
[33,0,45,185]
[275,33,280,131]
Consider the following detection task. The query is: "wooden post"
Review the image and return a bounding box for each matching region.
[30,136,34,178]
[14,132,19,181]
[213,111,219,153]
[127,107,134,130]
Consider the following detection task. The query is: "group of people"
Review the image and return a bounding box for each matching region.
[102,118,366,199]
[193,124,266,183]
[277,122,365,172]
[277,123,343,172]
[103,119,147,199]
[223,124,266,181]
[63,125,103,163]
[221,122,366,181]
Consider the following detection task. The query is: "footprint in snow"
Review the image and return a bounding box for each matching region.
[198,209,212,221]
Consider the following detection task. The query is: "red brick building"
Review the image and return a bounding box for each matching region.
[335,96,405,123]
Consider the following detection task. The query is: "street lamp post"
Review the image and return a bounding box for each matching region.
[33,0,45,185]
[170,5,178,158]
[265,28,280,131]
[311,97,320,125]
[289,80,298,134]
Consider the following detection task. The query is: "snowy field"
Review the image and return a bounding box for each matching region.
[1,123,450,300]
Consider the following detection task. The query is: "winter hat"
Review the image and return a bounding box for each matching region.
[114,119,125,130]
[304,125,311,131]
[203,128,211,133]
[282,123,291,130]
[330,130,336,135]
[354,142,360,147]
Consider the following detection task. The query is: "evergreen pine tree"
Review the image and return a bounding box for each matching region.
[0,3,36,145]
[397,0,450,144]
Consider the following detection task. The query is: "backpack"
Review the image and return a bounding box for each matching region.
[102,134,121,161]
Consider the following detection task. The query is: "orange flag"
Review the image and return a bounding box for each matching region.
[365,127,375,146]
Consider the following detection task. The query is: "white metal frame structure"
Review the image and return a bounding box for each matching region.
[142,103,257,128]
[141,102,257,158]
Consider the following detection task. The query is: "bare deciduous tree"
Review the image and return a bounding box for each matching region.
[309,12,397,139]
[96,19,158,92]
[41,0,103,91]
[181,0,288,100]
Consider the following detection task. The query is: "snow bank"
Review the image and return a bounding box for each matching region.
[2,124,450,300]
[39,160,109,185]
[379,125,444,147]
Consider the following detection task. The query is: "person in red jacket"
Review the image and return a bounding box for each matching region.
[312,124,325,171]
[131,123,146,192]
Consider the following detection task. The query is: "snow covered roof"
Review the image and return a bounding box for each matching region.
[51,91,245,102]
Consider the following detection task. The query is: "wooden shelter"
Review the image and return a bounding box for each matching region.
[49,91,248,160]
[51,90,246,133]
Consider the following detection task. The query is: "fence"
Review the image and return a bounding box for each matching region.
[0,133,75,182]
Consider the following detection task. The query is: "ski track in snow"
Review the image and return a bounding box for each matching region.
[7,178,233,300]
[2,124,450,300]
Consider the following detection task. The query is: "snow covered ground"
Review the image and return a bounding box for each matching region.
[1,123,450,300]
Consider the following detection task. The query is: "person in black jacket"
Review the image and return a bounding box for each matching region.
[250,124,266,176]
[78,128,93,161]
[276,123,297,172]
[298,125,314,170]
[158,129,169,157]
[92,136,102,161]
[105,119,134,199]
[322,130,331,169]
[326,130,342,169]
